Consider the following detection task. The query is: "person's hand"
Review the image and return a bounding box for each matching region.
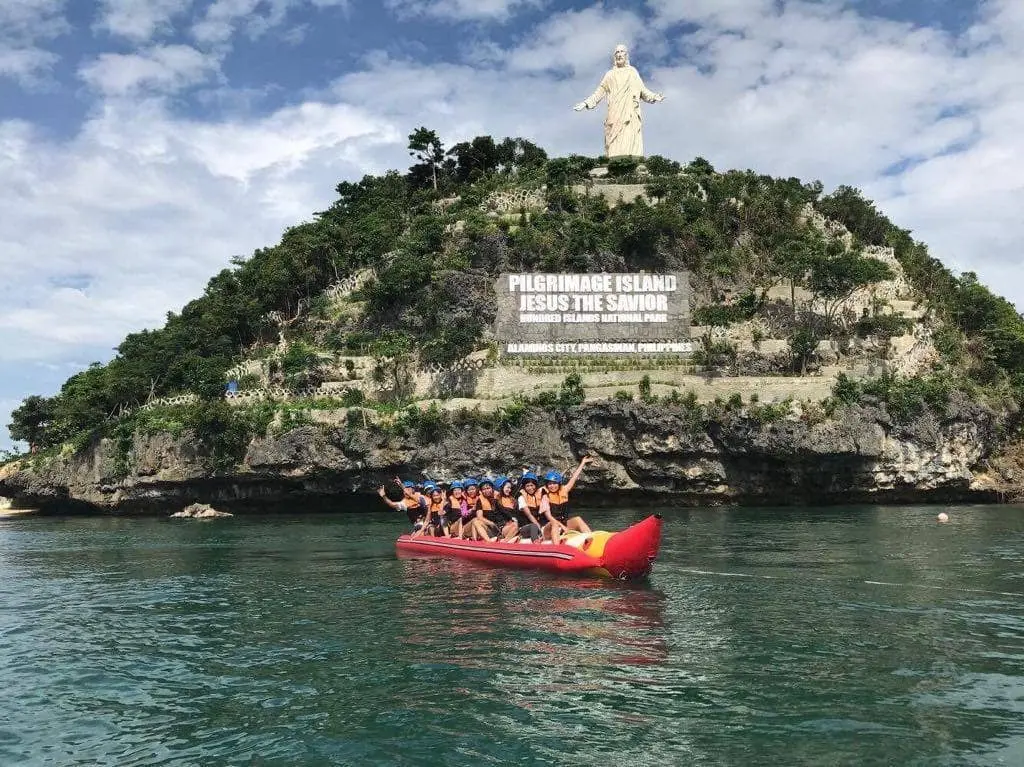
[573,102,588,112]
[377,485,386,497]
[580,455,595,467]
[652,93,665,103]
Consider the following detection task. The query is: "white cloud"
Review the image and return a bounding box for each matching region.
[191,0,349,45]
[0,48,59,85]
[0,97,397,367]
[0,0,67,85]
[0,0,68,40]
[95,0,195,42]
[502,6,644,75]
[385,0,544,23]
[79,44,220,95]
[647,0,775,29]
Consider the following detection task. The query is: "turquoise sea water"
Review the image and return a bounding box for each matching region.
[2,505,1023,766]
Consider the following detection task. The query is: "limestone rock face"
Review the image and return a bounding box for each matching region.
[0,397,1006,513]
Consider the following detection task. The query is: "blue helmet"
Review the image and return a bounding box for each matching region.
[494,476,512,490]
[464,477,479,488]
[479,477,494,488]
[402,480,416,489]
[449,480,464,490]
[521,471,538,485]
[544,470,563,484]
[423,482,439,493]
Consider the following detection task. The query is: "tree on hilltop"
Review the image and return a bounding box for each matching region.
[448,136,501,184]
[496,137,548,175]
[8,395,55,451]
[407,127,446,192]
[817,185,890,247]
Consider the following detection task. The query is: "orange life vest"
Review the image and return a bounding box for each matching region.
[546,487,570,520]
[522,489,544,511]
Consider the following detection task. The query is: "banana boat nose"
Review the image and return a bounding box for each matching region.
[600,515,663,579]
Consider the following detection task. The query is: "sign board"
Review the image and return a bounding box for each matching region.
[494,272,692,355]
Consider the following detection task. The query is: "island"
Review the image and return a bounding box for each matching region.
[2,132,1023,514]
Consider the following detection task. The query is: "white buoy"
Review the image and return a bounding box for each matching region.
[937,512,949,524]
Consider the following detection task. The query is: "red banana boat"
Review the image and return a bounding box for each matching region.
[395,514,663,579]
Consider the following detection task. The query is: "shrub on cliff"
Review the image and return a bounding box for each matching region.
[828,372,954,422]
[558,373,586,408]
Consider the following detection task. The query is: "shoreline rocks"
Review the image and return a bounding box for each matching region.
[0,399,1012,515]
[171,503,233,520]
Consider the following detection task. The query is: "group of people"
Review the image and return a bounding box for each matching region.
[377,456,594,544]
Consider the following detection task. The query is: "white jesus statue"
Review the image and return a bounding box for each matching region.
[574,44,664,158]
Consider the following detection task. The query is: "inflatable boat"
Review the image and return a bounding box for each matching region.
[395,514,662,579]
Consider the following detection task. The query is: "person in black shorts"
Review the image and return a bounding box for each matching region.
[483,477,519,541]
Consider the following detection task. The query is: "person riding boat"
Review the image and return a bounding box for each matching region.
[378,481,428,536]
[470,478,497,540]
[457,478,483,538]
[444,480,466,536]
[422,482,451,537]
[402,478,426,505]
[540,456,594,542]
[469,478,491,538]
[448,480,473,538]
[516,472,547,542]
[477,477,517,541]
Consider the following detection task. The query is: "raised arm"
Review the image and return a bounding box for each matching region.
[563,455,594,494]
[377,485,403,511]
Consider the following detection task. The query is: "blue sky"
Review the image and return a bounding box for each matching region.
[2,0,1023,450]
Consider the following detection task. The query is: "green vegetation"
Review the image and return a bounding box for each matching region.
[638,374,655,403]
[748,399,793,424]
[854,313,914,341]
[8,133,1024,457]
[818,186,1024,390]
[828,372,956,422]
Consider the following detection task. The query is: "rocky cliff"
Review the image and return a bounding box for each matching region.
[0,397,1006,514]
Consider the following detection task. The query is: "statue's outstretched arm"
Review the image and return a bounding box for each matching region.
[574,76,609,111]
[638,73,664,103]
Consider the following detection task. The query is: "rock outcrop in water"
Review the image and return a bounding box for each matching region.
[0,395,1006,514]
[170,502,233,519]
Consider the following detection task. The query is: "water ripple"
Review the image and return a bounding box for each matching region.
[2,508,1024,765]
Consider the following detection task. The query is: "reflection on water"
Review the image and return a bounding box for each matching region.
[398,557,670,676]
[1,506,1023,765]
